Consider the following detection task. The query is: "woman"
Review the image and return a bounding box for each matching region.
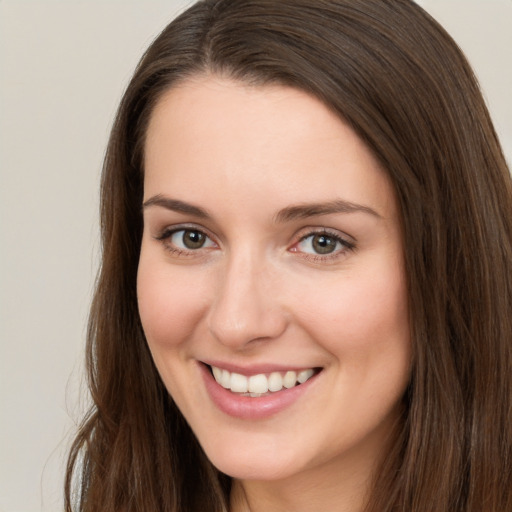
[65,1,512,511]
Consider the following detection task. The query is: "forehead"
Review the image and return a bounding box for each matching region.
[143,76,396,219]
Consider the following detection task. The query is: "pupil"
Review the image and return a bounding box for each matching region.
[184,230,205,249]
[313,235,336,254]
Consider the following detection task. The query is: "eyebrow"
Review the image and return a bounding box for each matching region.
[273,199,381,223]
[142,194,381,222]
[142,195,210,218]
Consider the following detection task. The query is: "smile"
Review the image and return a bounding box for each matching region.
[201,363,322,419]
[210,365,317,396]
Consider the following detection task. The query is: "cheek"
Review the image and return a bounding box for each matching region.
[292,256,409,356]
[136,256,211,349]
[293,260,410,434]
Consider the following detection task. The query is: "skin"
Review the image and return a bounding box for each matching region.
[137,76,411,512]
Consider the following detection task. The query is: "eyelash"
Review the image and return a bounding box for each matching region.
[155,226,217,258]
[291,229,356,262]
[154,226,356,261]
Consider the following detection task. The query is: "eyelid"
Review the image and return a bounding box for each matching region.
[289,226,356,260]
[154,223,219,255]
[155,222,216,240]
[152,222,355,261]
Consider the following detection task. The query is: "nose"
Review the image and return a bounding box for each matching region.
[207,250,287,350]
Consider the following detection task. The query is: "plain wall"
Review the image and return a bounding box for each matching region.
[0,1,510,511]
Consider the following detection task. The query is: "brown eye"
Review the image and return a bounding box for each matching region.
[311,234,338,254]
[164,229,216,251]
[181,230,206,249]
[294,231,354,258]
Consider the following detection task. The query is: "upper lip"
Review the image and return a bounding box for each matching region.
[201,360,321,376]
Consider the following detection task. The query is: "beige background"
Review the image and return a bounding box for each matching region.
[0,1,510,511]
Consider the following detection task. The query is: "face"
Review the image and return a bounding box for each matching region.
[138,76,411,485]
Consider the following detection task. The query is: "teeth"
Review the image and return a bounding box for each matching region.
[249,374,268,394]
[230,372,248,393]
[212,366,222,382]
[283,371,297,388]
[268,372,283,392]
[297,369,314,383]
[210,366,316,394]
[220,369,231,389]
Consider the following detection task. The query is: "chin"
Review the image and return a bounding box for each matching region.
[200,432,303,481]
[211,458,297,482]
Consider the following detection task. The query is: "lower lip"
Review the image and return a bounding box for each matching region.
[199,363,320,420]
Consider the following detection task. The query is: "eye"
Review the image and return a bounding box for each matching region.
[156,227,216,254]
[171,229,214,250]
[292,230,355,258]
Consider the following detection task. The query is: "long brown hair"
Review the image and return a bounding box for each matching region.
[65,1,512,510]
